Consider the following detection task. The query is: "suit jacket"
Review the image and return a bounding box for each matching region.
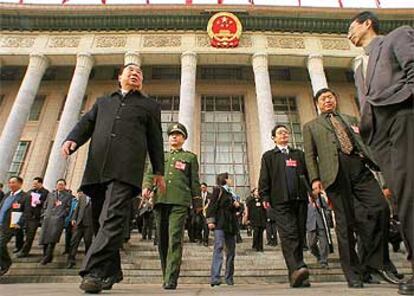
[303,112,378,190]
[24,187,49,222]
[306,197,329,232]
[66,90,165,194]
[0,191,28,231]
[354,26,414,144]
[258,146,309,206]
[71,194,92,227]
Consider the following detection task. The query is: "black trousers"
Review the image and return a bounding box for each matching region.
[274,200,307,275]
[326,153,387,282]
[0,228,14,269]
[15,227,24,251]
[252,226,265,251]
[64,225,73,253]
[79,181,136,278]
[266,220,278,245]
[370,98,414,265]
[21,219,40,255]
[68,224,93,263]
[202,215,210,244]
[142,211,154,240]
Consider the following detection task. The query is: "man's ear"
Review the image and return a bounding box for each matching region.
[364,19,373,30]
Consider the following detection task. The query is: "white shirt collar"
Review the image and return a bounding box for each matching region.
[11,189,22,196]
[276,145,289,153]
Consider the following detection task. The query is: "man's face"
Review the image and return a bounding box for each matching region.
[56,181,66,192]
[348,20,370,47]
[118,64,143,91]
[32,180,41,190]
[273,127,290,146]
[317,91,337,113]
[168,132,185,149]
[8,178,22,193]
[201,185,207,193]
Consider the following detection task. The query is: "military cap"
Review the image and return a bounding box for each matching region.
[167,123,188,139]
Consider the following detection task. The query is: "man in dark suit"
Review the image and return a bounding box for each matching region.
[348,11,414,295]
[258,124,310,288]
[200,182,212,246]
[67,190,93,269]
[0,183,4,202]
[0,176,28,276]
[303,88,399,288]
[62,63,165,293]
[17,177,49,258]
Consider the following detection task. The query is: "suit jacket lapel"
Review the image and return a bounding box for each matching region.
[316,115,333,132]
[365,38,383,94]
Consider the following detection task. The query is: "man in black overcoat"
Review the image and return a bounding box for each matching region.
[62,63,165,293]
[258,124,310,288]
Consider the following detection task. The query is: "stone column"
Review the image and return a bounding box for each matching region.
[43,52,94,190]
[124,51,142,66]
[252,52,274,154]
[0,53,49,183]
[178,51,197,150]
[306,53,328,96]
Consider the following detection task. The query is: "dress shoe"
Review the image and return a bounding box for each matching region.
[320,263,329,270]
[301,279,311,288]
[348,280,364,288]
[210,281,222,287]
[393,271,405,280]
[203,242,208,247]
[40,256,52,265]
[225,279,234,286]
[363,274,381,284]
[290,267,310,288]
[66,262,75,269]
[15,252,28,258]
[102,271,124,290]
[163,283,177,290]
[398,277,414,295]
[374,268,402,284]
[0,266,10,277]
[80,275,103,294]
[12,248,21,254]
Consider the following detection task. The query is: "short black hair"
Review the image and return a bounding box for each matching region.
[314,88,338,102]
[117,63,140,76]
[33,177,43,183]
[9,175,23,184]
[271,124,289,138]
[216,172,229,186]
[201,182,208,187]
[56,178,66,185]
[351,11,380,34]
[0,183,3,188]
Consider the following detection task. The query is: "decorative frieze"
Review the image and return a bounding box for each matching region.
[320,38,350,50]
[197,36,210,47]
[267,37,305,49]
[94,36,127,48]
[143,35,181,47]
[239,36,252,48]
[48,37,80,48]
[1,36,35,48]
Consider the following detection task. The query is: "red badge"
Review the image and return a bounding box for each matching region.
[207,12,242,48]
[175,160,186,171]
[12,202,21,209]
[351,125,360,134]
[286,159,297,167]
[55,200,62,207]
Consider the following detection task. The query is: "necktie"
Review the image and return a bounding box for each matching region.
[281,148,288,154]
[328,114,353,155]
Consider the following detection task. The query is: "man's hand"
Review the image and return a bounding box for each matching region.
[233,201,240,208]
[263,201,271,209]
[153,175,166,193]
[142,188,152,199]
[62,141,77,158]
[383,188,392,200]
[208,223,215,230]
[312,180,323,196]
[71,220,76,227]
[12,224,20,229]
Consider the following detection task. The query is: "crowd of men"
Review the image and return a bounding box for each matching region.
[0,10,412,296]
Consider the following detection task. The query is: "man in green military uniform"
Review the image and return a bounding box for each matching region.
[142,122,201,290]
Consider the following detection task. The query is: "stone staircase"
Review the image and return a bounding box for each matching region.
[0,230,411,284]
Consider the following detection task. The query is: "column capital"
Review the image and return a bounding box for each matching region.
[76,52,94,69]
[252,52,269,73]
[306,53,324,68]
[181,51,197,59]
[124,51,141,66]
[28,53,49,71]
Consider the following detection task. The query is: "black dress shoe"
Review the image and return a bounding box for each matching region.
[348,280,364,288]
[12,248,21,254]
[301,279,311,288]
[164,283,177,290]
[79,276,103,294]
[66,262,75,269]
[210,281,222,287]
[375,269,402,284]
[0,266,10,277]
[290,267,310,288]
[15,252,28,258]
[398,277,414,295]
[363,274,381,284]
[102,271,124,290]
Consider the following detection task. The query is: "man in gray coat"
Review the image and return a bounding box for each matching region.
[348,11,413,295]
[39,179,72,265]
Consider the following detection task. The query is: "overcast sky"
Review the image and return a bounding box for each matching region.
[1,0,413,8]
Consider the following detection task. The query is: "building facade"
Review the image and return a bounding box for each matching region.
[0,3,413,197]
